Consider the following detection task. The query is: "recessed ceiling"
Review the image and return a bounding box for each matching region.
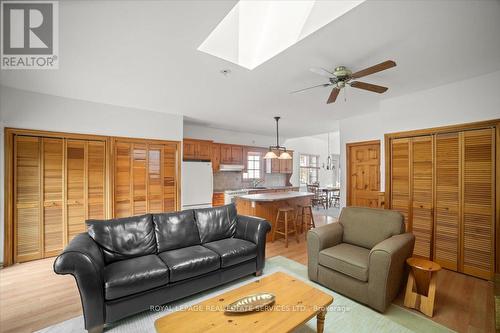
[198,0,365,70]
[1,0,500,137]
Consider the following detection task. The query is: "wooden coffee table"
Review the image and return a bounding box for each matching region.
[155,271,333,333]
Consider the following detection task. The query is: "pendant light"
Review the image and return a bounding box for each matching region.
[264,116,291,159]
[325,132,332,170]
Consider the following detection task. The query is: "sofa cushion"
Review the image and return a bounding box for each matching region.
[153,210,201,252]
[339,207,404,249]
[194,204,237,243]
[87,214,156,264]
[319,243,370,282]
[203,238,257,268]
[158,245,220,282]
[104,254,169,300]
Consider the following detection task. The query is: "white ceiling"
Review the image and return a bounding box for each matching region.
[2,0,500,137]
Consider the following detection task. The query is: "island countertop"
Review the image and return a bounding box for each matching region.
[237,191,314,202]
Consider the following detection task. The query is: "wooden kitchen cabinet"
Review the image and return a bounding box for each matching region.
[231,146,243,164]
[212,192,225,207]
[183,138,212,161]
[220,144,244,164]
[211,143,221,172]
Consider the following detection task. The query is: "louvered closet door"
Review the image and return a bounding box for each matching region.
[390,138,411,231]
[434,133,460,270]
[462,128,495,279]
[66,140,86,242]
[148,145,163,213]
[43,138,64,257]
[87,141,106,219]
[113,140,179,217]
[132,144,148,215]
[114,142,132,218]
[163,143,178,211]
[411,136,434,259]
[14,136,42,262]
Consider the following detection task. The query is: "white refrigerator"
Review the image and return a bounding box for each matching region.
[181,161,213,210]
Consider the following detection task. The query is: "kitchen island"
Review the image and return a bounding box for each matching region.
[236,191,314,242]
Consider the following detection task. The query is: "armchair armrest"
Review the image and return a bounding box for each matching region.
[236,214,271,273]
[306,223,343,281]
[368,233,415,312]
[54,233,105,332]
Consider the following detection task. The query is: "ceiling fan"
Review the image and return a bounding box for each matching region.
[291,60,396,104]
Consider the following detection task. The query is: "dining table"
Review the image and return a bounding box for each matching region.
[318,186,340,208]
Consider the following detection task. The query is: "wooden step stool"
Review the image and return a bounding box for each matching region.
[272,207,299,248]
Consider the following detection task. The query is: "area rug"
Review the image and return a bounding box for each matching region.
[38,256,454,333]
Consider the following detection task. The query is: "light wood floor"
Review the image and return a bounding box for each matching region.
[0,213,494,333]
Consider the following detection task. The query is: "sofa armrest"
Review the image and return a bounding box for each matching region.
[54,233,105,332]
[236,214,271,273]
[306,223,343,281]
[368,233,415,312]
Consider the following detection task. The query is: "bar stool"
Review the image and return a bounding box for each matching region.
[272,207,299,248]
[296,205,316,237]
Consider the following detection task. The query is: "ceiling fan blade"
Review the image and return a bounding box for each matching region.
[350,81,388,93]
[327,88,340,104]
[351,60,396,79]
[310,67,335,78]
[290,83,331,94]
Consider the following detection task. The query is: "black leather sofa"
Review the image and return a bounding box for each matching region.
[54,203,271,333]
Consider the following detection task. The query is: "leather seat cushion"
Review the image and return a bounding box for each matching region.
[319,243,370,282]
[158,245,220,282]
[104,254,169,300]
[203,238,257,268]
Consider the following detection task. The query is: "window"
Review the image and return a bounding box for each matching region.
[243,151,262,180]
[299,154,319,185]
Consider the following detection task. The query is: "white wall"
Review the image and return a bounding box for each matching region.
[284,132,340,188]
[0,86,184,262]
[183,123,277,147]
[339,70,500,207]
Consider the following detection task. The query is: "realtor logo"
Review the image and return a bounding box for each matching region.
[1,1,59,69]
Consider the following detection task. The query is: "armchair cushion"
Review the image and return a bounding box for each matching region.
[340,207,404,249]
[319,243,370,282]
[104,254,169,300]
[204,238,257,268]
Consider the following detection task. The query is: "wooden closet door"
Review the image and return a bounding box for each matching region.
[87,141,106,219]
[66,140,86,242]
[14,136,42,262]
[411,136,434,259]
[43,138,64,257]
[148,145,163,213]
[132,143,148,215]
[434,133,460,270]
[114,142,132,218]
[462,128,495,279]
[390,138,411,231]
[163,143,178,212]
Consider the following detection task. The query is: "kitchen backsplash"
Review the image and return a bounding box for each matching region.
[214,172,287,191]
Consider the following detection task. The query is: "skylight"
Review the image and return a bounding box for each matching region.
[198,0,365,70]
